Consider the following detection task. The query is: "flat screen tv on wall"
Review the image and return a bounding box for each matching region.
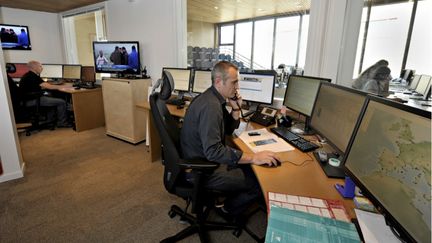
[0,24,32,50]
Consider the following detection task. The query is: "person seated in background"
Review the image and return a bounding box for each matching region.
[352,59,389,91]
[359,66,392,97]
[19,60,71,128]
[180,61,280,220]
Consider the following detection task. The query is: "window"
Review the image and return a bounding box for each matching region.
[274,16,300,68]
[220,25,234,44]
[406,0,432,74]
[235,22,253,68]
[253,19,275,69]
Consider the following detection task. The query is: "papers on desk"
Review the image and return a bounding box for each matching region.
[238,128,294,153]
[268,192,350,222]
[266,206,361,243]
[354,209,400,243]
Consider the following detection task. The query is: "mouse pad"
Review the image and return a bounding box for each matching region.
[313,153,346,179]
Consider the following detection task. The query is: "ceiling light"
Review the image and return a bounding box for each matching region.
[214,6,219,10]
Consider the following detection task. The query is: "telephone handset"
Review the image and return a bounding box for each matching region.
[250,106,277,127]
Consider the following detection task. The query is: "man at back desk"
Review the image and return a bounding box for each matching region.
[181,61,280,218]
[19,60,71,128]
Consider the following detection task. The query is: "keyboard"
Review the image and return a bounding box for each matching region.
[166,98,185,106]
[47,80,64,85]
[270,127,319,152]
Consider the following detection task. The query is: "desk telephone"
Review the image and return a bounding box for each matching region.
[250,106,277,127]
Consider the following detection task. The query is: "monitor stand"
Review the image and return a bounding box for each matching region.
[312,152,345,179]
[290,117,315,135]
[242,102,259,117]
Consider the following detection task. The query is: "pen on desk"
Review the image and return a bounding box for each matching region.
[421,103,432,107]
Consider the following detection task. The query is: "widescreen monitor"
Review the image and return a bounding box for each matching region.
[7,63,29,79]
[0,24,31,50]
[63,64,82,81]
[310,83,367,155]
[343,96,431,243]
[408,74,421,90]
[239,72,276,105]
[81,66,96,82]
[40,64,63,80]
[283,75,331,117]
[162,67,191,92]
[414,75,431,99]
[93,41,140,74]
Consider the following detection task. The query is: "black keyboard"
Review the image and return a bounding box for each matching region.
[47,80,64,85]
[270,127,319,152]
[166,98,185,106]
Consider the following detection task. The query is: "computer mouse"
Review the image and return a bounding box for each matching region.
[262,159,281,168]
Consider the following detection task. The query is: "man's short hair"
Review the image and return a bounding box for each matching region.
[211,61,238,85]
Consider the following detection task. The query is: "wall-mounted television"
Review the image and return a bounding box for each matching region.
[0,24,31,50]
[92,41,140,75]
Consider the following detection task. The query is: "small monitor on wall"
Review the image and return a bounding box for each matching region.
[63,64,82,81]
[40,64,63,80]
[93,41,140,74]
[0,24,31,50]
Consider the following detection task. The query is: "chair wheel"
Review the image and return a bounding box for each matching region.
[26,131,31,136]
[168,210,177,218]
[233,229,242,238]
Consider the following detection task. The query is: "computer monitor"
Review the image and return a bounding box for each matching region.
[239,72,276,105]
[40,64,63,80]
[192,70,212,93]
[93,41,140,75]
[343,96,431,243]
[162,67,191,92]
[414,75,431,99]
[283,75,331,134]
[63,64,82,81]
[81,66,96,82]
[408,74,421,90]
[309,83,367,178]
[8,63,29,79]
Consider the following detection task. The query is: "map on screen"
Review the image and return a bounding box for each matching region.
[345,100,431,243]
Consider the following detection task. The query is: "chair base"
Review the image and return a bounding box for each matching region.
[161,205,241,243]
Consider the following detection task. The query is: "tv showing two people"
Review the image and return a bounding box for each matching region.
[0,24,31,50]
[93,41,140,74]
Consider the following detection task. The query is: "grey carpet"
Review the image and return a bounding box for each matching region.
[0,127,266,242]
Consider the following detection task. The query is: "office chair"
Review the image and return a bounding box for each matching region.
[150,71,243,242]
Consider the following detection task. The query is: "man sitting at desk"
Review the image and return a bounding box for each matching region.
[19,60,71,128]
[181,61,280,218]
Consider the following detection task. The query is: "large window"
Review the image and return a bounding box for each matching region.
[354,0,431,78]
[217,13,309,71]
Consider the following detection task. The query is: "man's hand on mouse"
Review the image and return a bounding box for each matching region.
[252,151,280,167]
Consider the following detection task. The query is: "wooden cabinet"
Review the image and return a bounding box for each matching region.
[102,78,151,144]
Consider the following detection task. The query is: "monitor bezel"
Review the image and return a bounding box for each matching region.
[192,69,212,94]
[162,67,192,92]
[283,75,331,117]
[62,64,82,81]
[0,24,32,50]
[239,71,276,105]
[92,41,141,74]
[342,95,431,243]
[40,63,63,79]
[309,82,368,155]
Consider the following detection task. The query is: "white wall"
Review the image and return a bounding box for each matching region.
[105,0,187,82]
[188,20,215,48]
[304,0,363,86]
[0,7,64,64]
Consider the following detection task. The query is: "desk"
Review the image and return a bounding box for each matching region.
[137,101,356,219]
[48,83,105,132]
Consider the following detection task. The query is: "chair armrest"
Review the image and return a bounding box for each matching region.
[178,158,219,171]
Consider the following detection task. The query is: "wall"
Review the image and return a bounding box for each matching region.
[105,0,187,81]
[0,7,64,64]
[187,20,215,48]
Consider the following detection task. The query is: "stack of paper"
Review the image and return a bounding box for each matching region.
[238,128,294,153]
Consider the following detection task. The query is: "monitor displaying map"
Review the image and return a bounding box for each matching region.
[344,97,431,243]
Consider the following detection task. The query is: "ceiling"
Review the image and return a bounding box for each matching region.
[188,0,311,23]
[0,0,311,23]
[0,0,105,13]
